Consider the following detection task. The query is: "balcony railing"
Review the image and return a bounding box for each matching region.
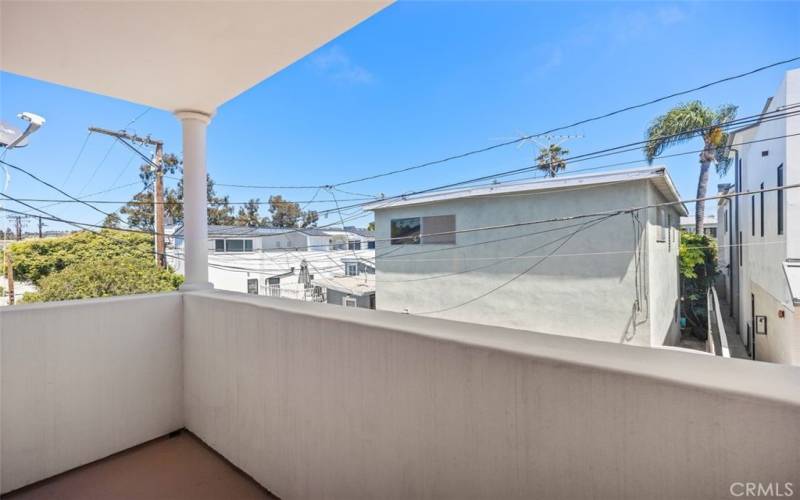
[2,290,799,498]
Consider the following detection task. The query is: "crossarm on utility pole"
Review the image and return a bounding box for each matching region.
[88,125,166,268]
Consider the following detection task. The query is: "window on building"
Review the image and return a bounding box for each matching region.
[367,241,375,249]
[391,217,421,245]
[348,240,362,251]
[751,195,755,236]
[346,262,358,276]
[778,164,784,235]
[422,215,456,244]
[343,296,358,308]
[657,208,667,242]
[667,213,672,250]
[215,239,225,252]
[267,277,280,297]
[226,239,244,252]
[760,182,765,237]
[739,231,742,266]
[245,240,253,252]
[247,279,258,295]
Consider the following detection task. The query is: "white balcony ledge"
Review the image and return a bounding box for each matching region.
[2,290,800,499]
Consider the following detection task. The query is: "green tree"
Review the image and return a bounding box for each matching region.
[6,229,176,286]
[644,101,737,234]
[367,221,375,231]
[102,213,122,229]
[22,254,182,303]
[679,231,718,338]
[536,144,569,178]
[119,167,232,229]
[235,198,268,227]
[268,195,319,228]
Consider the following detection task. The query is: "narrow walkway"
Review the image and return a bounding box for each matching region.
[2,432,278,500]
[715,291,750,359]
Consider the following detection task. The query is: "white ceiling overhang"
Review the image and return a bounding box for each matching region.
[1,0,390,114]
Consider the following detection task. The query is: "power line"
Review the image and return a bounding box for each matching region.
[0,158,114,218]
[414,213,604,315]
[77,136,118,195]
[61,131,93,187]
[330,55,800,187]
[380,214,616,283]
[325,108,800,217]
[1,196,374,205]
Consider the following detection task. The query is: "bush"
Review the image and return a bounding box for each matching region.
[9,229,183,303]
[21,255,183,303]
[679,231,718,337]
[7,230,163,285]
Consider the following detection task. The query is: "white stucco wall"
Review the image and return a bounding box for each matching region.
[374,179,680,346]
[645,183,682,346]
[183,290,800,500]
[0,293,184,494]
[736,69,800,365]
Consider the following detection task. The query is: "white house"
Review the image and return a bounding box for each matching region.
[365,166,687,347]
[679,215,718,237]
[168,224,375,306]
[724,68,800,365]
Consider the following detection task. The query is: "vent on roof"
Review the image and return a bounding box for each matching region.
[762,150,769,157]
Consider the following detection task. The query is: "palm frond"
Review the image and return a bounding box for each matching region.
[643,101,714,161]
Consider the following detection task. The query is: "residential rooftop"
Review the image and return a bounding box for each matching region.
[363,165,688,214]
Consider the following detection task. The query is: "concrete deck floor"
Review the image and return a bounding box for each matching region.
[2,432,278,500]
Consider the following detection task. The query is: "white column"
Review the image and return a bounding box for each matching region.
[175,110,213,291]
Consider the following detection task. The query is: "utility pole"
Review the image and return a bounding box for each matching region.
[38,216,45,238]
[88,126,166,268]
[153,141,166,267]
[7,215,25,240]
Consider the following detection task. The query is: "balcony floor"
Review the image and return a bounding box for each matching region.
[2,432,277,500]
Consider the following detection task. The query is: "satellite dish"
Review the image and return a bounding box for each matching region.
[0,120,28,148]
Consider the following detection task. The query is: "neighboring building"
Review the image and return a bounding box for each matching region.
[725,68,800,365]
[315,257,376,309]
[365,166,687,347]
[716,183,736,308]
[679,215,718,237]
[168,224,375,307]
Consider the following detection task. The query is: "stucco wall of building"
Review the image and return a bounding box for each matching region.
[736,69,799,364]
[374,179,679,346]
[645,182,683,347]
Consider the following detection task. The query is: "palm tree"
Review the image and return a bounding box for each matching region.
[644,101,737,234]
[536,143,569,178]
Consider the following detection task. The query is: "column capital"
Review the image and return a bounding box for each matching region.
[174,109,214,124]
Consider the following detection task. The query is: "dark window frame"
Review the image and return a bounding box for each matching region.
[760,182,765,237]
[778,164,784,235]
[751,195,755,236]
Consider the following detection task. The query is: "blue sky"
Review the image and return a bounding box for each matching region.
[1,1,799,232]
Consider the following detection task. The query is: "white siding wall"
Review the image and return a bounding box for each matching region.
[646,183,682,346]
[737,69,800,365]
